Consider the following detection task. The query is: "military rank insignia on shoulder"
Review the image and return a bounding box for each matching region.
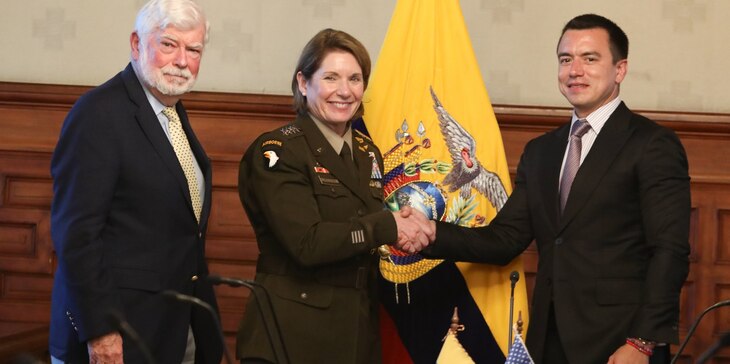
[279,124,302,137]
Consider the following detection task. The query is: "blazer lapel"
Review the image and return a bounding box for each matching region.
[540,127,569,229]
[559,103,634,231]
[297,116,371,205]
[121,65,198,219]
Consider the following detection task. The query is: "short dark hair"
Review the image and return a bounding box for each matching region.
[559,14,628,64]
[291,28,371,118]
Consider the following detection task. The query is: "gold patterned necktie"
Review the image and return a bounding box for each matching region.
[162,106,202,222]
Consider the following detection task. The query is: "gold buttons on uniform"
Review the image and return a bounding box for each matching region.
[191,275,199,281]
[300,292,308,300]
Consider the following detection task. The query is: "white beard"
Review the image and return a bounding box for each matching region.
[137,44,196,96]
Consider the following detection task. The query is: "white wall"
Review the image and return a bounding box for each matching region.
[1,0,727,113]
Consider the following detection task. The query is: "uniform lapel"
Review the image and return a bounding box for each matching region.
[297,116,371,204]
[558,103,634,231]
[352,135,373,184]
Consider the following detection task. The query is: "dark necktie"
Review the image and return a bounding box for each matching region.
[559,119,591,213]
[340,142,358,179]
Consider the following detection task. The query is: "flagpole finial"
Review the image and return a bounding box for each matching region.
[449,307,465,336]
[517,311,524,336]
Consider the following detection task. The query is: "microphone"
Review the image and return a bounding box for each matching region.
[508,270,520,350]
[696,332,730,364]
[161,290,233,364]
[106,310,157,364]
[208,274,253,288]
[208,275,290,364]
[670,300,730,364]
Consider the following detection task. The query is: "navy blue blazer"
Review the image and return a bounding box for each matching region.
[49,64,223,363]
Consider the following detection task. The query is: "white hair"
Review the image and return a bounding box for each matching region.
[134,0,209,46]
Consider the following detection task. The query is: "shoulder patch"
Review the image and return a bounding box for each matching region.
[263,150,280,168]
[262,139,282,148]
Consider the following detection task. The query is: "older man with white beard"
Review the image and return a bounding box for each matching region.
[49,1,223,363]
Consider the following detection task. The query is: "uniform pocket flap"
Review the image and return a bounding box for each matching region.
[272,278,333,309]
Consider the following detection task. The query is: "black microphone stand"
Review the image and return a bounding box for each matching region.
[161,290,234,364]
[670,300,730,364]
[208,275,290,364]
[696,332,730,364]
[508,270,519,351]
[107,310,158,364]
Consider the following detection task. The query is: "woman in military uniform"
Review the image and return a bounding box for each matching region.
[236,29,432,364]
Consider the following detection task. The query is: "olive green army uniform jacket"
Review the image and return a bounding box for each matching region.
[236,114,397,363]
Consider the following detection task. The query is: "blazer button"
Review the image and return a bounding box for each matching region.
[191,275,199,281]
[300,292,308,300]
[555,238,563,245]
[198,232,202,238]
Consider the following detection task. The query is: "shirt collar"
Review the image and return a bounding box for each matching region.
[571,97,622,134]
[309,113,353,154]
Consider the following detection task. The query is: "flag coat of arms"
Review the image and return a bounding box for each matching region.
[362,0,530,362]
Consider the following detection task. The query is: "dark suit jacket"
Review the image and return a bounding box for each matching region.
[49,64,223,363]
[423,102,690,364]
[236,114,397,364]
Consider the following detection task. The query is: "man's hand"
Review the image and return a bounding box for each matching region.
[88,332,124,364]
[606,343,649,364]
[392,206,436,253]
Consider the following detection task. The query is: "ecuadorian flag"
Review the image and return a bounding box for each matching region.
[362,0,530,362]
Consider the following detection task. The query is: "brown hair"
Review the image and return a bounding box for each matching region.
[291,28,371,119]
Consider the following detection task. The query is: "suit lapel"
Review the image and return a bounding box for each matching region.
[540,127,569,229]
[121,65,198,221]
[558,103,634,231]
[297,116,371,205]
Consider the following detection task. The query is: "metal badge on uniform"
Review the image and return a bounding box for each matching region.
[368,152,382,180]
[313,163,340,185]
[318,175,341,186]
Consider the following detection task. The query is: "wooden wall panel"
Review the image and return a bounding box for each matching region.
[1,81,729,362]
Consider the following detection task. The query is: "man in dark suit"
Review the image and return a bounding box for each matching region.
[419,14,690,364]
[49,1,222,363]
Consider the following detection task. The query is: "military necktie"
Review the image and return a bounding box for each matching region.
[162,106,202,222]
[340,142,358,179]
[559,119,591,213]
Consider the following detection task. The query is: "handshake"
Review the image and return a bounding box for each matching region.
[391,206,436,254]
